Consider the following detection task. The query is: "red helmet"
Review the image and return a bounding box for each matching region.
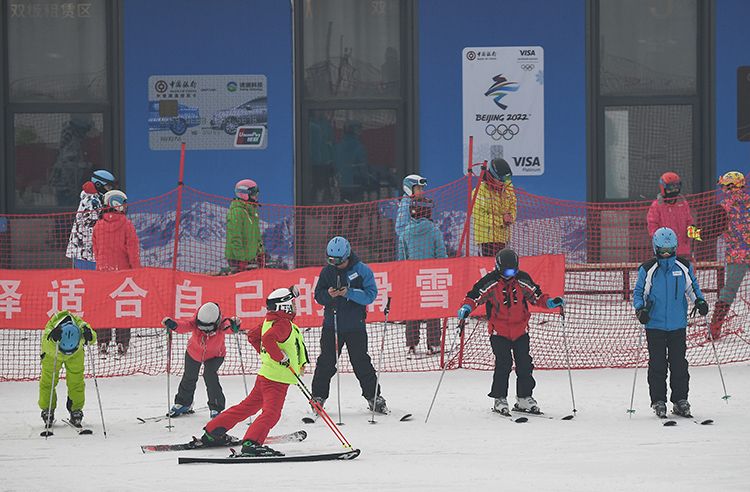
[659,172,681,197]
[234,179,259,201]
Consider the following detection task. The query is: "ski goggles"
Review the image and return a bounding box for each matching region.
[327,255,348,266]
[413,177,427,187]
[655,246,676,258]
[662,183,681,194]
[500,268,518,278]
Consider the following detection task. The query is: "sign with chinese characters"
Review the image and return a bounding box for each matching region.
[462,46,545,175]
[0,255,564,329]
[9,2,93,18]
[148,75,267,150]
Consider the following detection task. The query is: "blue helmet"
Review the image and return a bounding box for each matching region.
[91,169,116,194]
[326,236,351,266]
[653,227,678,258]
[402,174,427,195]
[58,319,81,355]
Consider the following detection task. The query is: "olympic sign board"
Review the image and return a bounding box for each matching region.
[462,46,544,176]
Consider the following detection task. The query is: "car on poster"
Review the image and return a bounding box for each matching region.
[147,101,201,136]
[210,97,268,135]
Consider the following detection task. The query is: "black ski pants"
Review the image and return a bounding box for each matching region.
[646,328,689,404]
[488,333,536,399]
[174,353,226,412]
[96,328,131,348]
[312,327,380,401]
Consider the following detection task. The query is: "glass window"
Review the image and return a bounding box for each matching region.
[604,105,693,200]
[304,109,398,204]
[7,0,108,102]
[303,0,401,98]
[599,0,697,96]
[14,113,106,209]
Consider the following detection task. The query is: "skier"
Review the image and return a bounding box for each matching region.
[457,248,564,415]
[65,169,116,270]
[473,158,517,257]
[310,236,388,415]
[395,174,427,237]
[39,310,96,427]
[709,171,750,339]
[162,302,241,419]
[200,287,308,457]
[646,171,698,259]
[397,197,447,356]
[92,190,140,356]
[225,179,265,273]
[633,227,709,418]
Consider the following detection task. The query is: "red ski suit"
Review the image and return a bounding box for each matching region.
[205,311,307,444]
[172,317,235,362]
[646,194,694,257]
[462,270,551,341]
[92,211,141,270]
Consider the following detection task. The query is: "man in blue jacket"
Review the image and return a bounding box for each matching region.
[311,236,388,414]
[633,227,709,419]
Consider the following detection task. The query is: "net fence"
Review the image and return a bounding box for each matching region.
[0,170,748,381]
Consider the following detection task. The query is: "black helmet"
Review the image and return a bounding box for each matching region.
[495,248,519,278]
[488,158,512,182]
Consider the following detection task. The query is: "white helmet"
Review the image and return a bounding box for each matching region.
[266,286,299,315]
[196,302,221,332]
[402,174,427,195]
[104,190,128,212]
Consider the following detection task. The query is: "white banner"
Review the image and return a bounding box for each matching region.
[462,46,544,175]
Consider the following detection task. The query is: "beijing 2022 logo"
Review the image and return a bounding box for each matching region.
[466,50,476,61]
[484,74,519,110]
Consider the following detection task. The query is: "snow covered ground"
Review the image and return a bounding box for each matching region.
[2,363,749,491]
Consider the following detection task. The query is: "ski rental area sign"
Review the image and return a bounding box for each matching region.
[148,74,267,150]
[462,46,544,175]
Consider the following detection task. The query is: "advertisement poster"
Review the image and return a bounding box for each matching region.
[462,46,544,175]
[147,74,267,150]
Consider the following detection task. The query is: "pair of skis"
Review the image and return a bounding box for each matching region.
[659,413,714,426]
[40,419,94,437]
[301,410,413,424]
[493,407,576,423]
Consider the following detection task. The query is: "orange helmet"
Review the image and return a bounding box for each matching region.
[659,172,681,197]
[717,171,746,189]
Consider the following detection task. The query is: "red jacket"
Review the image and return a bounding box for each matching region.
[463,270,551,341]
[247,311,295,363]
[92,212,141,271]
[174,317,234,362]
[646,195,694,257]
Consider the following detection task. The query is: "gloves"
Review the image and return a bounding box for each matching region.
[546,297,564,309]
[229,317,241,333]
[47,326,62,342]
[279,354,290,367]
[82,326,94,343]
[457,304,472,320]
[687,225,702,241]
[635,307,651,325]
[691,298,709,317]
[162,317,177,330]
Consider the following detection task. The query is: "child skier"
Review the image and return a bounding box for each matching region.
[92,190,140,356]
[646,171,698,259]
[633,227,709,418]
[473,158,517,257]
[457,248,564,415]
[65,169,116,269]
[39,310,96,428]
[200,287,308,457]
[225,179,264,273]
[163,303,241,419]
[397,197,447,355]
[395,174,427,238]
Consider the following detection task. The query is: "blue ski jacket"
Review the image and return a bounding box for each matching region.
[314,252,378,332]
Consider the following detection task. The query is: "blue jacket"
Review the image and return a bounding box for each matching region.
[633,256,704,331]
[397,218,447,260]
[314,252,378,332]
[394,194,411,237]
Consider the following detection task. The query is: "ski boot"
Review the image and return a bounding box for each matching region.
[41,409,55,427]
[69,410,84,427]
[651,401,668,418]
[239,439,284,457]
[209,409,220,419]
[493,397,510,416]
[200,428,232,447]
[427,345,441,355]
[514,396,541,414]
[117,343,128,357]
[367,395,389,415]
[309,396,326,415]
[407,346,417,357]
[167,403,193,418]
[98,343,109,358]
[673,399,692,418]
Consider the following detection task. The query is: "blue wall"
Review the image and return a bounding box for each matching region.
[418,0,587,201]
[123,0,293,203]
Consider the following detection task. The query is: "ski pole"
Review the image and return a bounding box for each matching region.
[166,326,173,431]
[627,331,644,417]
[705,315,731,402]
[44,342,60,439]
[87,345,108,438]
[228,318,249,396]
[425,318,465,423]
[370,297,391,424]
[333,275,343,425]
[559,307,577,418]
[289,366,353,449]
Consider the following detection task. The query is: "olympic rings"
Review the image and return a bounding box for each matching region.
[520,64,535,71]
[485,123,520,141]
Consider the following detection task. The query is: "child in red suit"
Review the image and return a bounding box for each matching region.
[200,287,308,457]
[646,171,697,258]
[162,302,240,418]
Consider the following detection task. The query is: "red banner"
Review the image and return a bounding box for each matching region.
[0,255,565,329]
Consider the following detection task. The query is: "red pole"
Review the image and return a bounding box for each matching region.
[171,142,186,271]
[457,161,486,257]
[465,136,473,257]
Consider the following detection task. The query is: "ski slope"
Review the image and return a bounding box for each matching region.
[1,363,748,491]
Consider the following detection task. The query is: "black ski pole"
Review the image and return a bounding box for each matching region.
[425,318,465,423]
[559,306,577,419]
[44,342,60,439]
[370,297,391,424]
[87,345,108,438]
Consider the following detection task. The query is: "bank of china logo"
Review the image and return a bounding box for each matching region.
[466,50,476,61]
[484,74,519,110]
[485,123,519,141]
[227,81,238,92]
